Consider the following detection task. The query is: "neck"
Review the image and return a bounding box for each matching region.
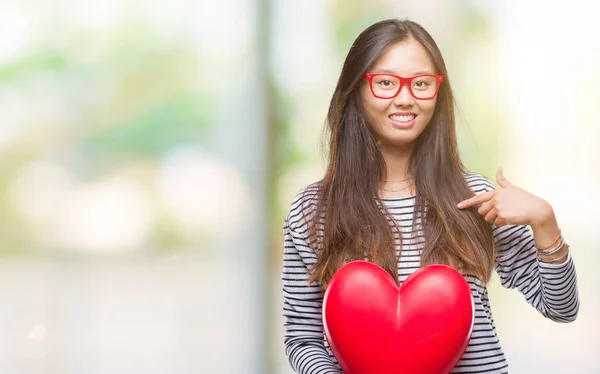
[379,143,413,181]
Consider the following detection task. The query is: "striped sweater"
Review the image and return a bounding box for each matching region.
[282,172,579,373]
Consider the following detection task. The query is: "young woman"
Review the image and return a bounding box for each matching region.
[282,19,579,373]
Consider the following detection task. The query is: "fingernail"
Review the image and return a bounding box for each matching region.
[457,202,463,208]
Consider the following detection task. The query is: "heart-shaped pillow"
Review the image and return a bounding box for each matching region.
[323,261,474,374]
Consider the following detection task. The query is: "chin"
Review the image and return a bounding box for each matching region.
[382,136,419,148]
[383,129,423,144]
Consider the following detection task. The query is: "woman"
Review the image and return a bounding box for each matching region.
[282,19,579,373]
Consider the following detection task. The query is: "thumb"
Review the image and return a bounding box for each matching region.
[496,167,514,188]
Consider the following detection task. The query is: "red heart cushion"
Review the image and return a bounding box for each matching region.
[323,261,474,374]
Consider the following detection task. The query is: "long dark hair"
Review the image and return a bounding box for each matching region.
[306,19,495,288]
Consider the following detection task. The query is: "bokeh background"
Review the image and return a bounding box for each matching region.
[0,0,599,373]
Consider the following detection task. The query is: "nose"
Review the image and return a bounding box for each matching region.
[393,83,414,106]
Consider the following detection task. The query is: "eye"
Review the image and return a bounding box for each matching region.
[371,75,398,90]
[412,77,435,91]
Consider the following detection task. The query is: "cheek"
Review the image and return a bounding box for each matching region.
[419,100,437,122]
[368,97,391,115]
[361,93,389,124]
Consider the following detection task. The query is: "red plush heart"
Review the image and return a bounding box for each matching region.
[323,261,474,374]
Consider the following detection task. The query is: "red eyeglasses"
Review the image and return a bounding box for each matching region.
[364,73,444,100]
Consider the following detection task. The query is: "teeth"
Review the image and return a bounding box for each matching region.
[390,114,416,122]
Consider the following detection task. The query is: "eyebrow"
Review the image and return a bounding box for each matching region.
[374,68,434,75]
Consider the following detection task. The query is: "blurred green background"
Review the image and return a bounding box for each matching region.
[0,0,598,373]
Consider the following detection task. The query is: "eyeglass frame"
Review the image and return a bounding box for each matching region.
[364,73,444,100]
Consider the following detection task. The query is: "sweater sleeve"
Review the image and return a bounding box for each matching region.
[494,224,579,322]
[282,190,342,374]
[474,175,580,322]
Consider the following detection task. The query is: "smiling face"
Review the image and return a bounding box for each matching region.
[360,38,439,150]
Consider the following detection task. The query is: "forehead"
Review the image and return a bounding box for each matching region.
[371,38,435,76]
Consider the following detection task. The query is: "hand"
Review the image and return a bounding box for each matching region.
[457,168,555,227]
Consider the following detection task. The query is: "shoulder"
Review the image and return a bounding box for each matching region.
[284,181,323,231]
[463,171,497,195]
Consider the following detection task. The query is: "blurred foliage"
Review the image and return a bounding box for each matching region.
[0,50,70,82]
[83,93,208,163]
[0,19,212,255]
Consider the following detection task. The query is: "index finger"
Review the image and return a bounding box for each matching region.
[457,190,495,209]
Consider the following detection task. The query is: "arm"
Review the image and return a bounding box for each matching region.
[459,171,579,322]
[494,222,579,322]
[282,218,341,374]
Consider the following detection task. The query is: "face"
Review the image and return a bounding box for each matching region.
[360,38,438,150]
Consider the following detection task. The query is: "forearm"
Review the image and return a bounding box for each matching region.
[495,220,579,322]
[530,202,568,264]
[286,339,342,374]
[283,223,342,374]
[524,204,579,321]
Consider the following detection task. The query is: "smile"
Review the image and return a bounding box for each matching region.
[388,113,417,129]
[389,114,416,122]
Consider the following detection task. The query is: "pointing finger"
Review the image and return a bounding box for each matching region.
[457,190,495,209]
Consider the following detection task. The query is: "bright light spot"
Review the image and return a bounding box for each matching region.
[54,175,154,253]
[64,0,124,32]
[158,149,251,237]
[0,4,31,63]
[29,324,47,341]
